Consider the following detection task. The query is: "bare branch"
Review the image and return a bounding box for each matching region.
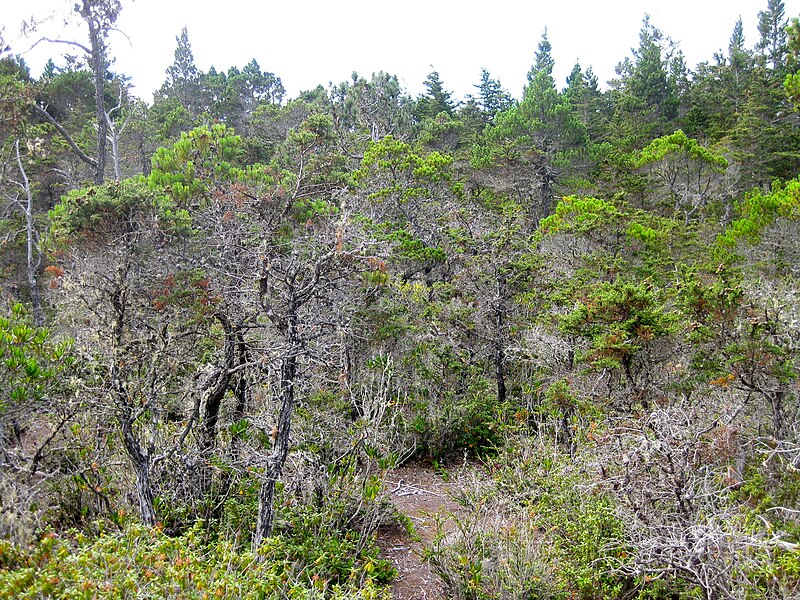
[31,103,98,169]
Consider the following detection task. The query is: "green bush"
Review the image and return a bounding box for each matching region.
[0,520,393,599]
[425,440,664,599]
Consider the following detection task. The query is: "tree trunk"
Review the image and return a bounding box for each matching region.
[120,415,156,527]
[83,3,108,184]
[771,389,786,441]
[494,274,506,405]
[253,351,296,551]
[109,129,121,181]
[15,141,43,326]
[233,329,249,423]
[254,291,299,551]
[200,313,235,452]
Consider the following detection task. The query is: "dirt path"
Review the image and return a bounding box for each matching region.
[378,463,464,600]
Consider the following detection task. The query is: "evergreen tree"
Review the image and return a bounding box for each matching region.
[158,27,204,117]
[529,29,554,83]
[685,18,753,141]
[202,59,284,130]
[757,0,788,71]
[414,69,455,121]
[474,31,589,218]
[784,17,800,109]
[564,62,608,140]
[521,30,561,127]
[474,68,512,124]
[669,50,691,119]
[729,17,750,102]
[610,15,677,147]
[628,16,674,116]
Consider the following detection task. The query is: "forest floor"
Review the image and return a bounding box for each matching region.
[378,462,468,599]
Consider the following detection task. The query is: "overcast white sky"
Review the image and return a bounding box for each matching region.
[3,0,800,103]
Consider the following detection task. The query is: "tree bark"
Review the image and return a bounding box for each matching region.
[494,274,507,405]
[81,0,108,184]
[118,402,156,526]
[14,141,43,326]
[200,313,236,452]
[253,289,299,551]
[31,104,98,172]
[253,351,296,551]
[109,126,121,181]
[233,329,249,423]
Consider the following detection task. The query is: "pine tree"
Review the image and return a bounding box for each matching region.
[475,31,589,218]
[525,29,556,99]
[522,30,561,127]
[159,27,204,117]
[628,16,673,116]
[757,0,788,71]
[564,63,608,141]
[475,68,512,124]
[414,69,455,121]
[610,15,677,147]
[728,17,751,114]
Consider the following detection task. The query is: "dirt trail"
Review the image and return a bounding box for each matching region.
[378,463,464,600]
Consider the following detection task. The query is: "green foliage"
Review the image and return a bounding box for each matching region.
[49,177,192,241]
[560,280,673,372]
[411,384,510,460]
[677,264,744,336]
[539,195,621,236]
[146,96,195,143]
[719,176,800,247]
[0,67,30,136]
[357,219,446,263]
[0,303,72,414]
[148,124,247,202]
[784,71,800,109]
[527,467,629,597]
[426,444,640,599]
[610,16,678,147]
[539,194,705,285]
[473,68,513,125]
[785,17,800,109]
[355,137,454,264]
[415,70,456,121]
[0,522,391,599]
[538,379,598,423]
[358,136,453,190]
[202,58,285,127]
[4,6,800,597]
[635,129,728,170]
[476,78,588,165]
[416,112,465,151]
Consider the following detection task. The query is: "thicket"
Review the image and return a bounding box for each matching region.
[0,1,799,598]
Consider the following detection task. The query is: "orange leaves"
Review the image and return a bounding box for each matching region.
[44,265,65,288]
[366,256,387,273]
[335,226,344,253]
[150,271,218,314]
[44,265,65,277]
[709,373,736,387]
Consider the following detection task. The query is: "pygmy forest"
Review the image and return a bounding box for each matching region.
[1,1,799,598]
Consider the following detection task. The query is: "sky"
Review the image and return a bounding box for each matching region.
[3,0,800,103]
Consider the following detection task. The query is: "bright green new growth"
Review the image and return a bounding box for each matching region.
[719,176,800,246]
[149,123,249,202]
[0,303,72,415]
[636,129,728,171]
[538,195,621,235]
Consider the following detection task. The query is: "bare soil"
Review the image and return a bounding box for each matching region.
[378,463,465,600]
